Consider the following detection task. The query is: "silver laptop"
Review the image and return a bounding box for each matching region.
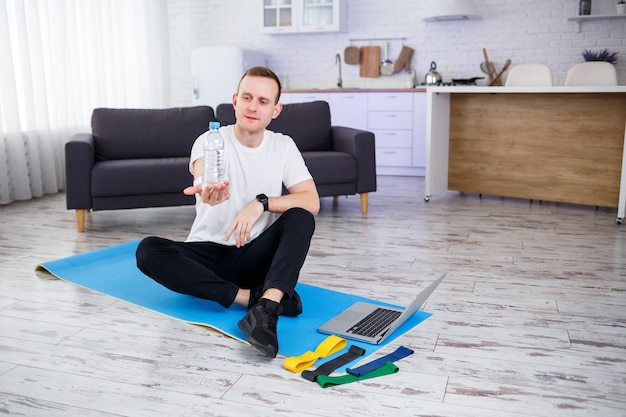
[318,273,446,344]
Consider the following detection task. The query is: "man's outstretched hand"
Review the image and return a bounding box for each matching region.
[184,180,230,206]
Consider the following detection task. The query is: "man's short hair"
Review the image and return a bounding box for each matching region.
[238,66,282,103]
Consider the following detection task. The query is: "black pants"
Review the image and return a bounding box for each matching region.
[135,208,315,308]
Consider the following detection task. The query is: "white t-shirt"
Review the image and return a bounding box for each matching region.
[186,125,312,245]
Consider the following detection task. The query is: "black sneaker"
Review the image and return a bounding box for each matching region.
[248,287,303,317]
[238,298,282,358]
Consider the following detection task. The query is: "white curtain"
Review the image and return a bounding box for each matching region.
[0,0,169,204]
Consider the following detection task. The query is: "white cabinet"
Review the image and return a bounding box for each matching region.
[281,90,427,176]
[261,0,346,34]
[328,92,367,130]
[261,0,297,34]
[282,91,367,130]
[368,93,415,171]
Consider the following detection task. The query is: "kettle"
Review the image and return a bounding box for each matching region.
[424,61,442,85]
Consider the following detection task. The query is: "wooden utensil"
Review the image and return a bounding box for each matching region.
[344,45,360,65]
[360,46,381,78]
[482,48,496,84]
[489,59,512,86]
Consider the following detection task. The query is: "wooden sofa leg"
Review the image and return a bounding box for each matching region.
[75,209,87,233]
[360,193,368,214]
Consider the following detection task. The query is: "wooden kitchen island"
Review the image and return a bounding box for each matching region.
[424,86,626,224]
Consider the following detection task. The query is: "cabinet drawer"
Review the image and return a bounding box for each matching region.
[328,93,368,130]
[368,92,413,111]
[372,130,413,148]
[375,148,413,166]
[368,111,413,129]
[284,92,329,104]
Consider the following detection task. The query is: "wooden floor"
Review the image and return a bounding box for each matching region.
[1,176,625,417]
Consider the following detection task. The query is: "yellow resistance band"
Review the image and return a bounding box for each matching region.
[283,335,347,373]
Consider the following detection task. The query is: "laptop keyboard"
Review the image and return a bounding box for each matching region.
[347,307,402,338]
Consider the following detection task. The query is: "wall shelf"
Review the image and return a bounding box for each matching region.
[567,14,626,32]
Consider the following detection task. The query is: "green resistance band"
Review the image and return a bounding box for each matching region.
[316,360,399,388]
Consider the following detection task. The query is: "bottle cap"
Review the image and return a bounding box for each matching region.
[209,121,220,129]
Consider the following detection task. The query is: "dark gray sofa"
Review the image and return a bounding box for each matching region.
[65,101,376,232]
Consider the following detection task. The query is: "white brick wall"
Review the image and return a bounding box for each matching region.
[167,0,626,106]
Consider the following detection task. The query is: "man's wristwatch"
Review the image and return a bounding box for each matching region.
[256,193,269,211]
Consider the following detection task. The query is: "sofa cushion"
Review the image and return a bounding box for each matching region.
[92,106,215,161]
[302,151,357,185]
[91,158,191,197]
[216,101,332,152]
[215,103,236,126]
[270,101,333,151]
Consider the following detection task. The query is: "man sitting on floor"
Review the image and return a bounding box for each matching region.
[135,66,320,358]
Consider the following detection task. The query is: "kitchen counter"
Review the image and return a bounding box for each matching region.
[285,86,625,94]
[424,85,626,223]
[284,86,626,94]
[427,85,626,93]
[283,87,427,93]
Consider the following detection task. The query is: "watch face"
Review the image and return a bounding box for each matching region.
[256,194,268,211]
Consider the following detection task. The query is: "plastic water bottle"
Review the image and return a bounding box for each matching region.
[202,121,224,186]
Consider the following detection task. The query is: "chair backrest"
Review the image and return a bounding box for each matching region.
[564,62,618,86]
[92,106,215,161]
[505,64,553,86]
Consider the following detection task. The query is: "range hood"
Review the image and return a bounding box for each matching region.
[423,0,482,21]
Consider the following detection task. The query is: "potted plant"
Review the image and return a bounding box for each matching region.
[582,49,619,64]
[618,1,626,15]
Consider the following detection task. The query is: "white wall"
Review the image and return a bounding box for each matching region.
[166,0,626,106]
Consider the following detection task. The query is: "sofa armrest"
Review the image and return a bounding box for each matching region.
[65,133,96,209]
[331,126,377,194]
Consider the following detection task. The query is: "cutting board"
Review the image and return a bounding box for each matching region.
[360,46,381,78]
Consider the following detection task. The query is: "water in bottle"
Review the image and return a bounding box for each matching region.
[202,121,224,186]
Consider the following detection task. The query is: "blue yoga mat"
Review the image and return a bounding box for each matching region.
[36,240,432,369]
